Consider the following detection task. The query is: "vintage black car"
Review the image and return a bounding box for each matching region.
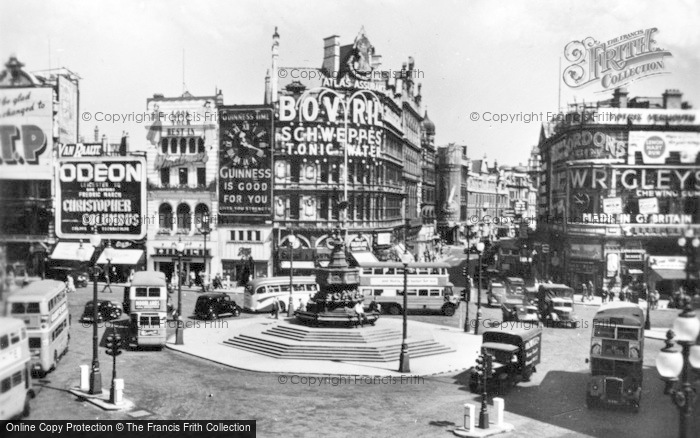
[194,293,242,320]
[80,300,123,323]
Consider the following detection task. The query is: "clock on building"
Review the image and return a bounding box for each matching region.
[222,120,270,168]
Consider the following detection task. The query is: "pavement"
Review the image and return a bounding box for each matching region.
[166,316,483,377]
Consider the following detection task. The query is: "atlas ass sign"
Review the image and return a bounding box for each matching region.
[56,157,147,239]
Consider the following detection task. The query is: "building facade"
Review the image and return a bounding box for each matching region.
[265,28,430,273]
[0,57,79,281]
[536,88,700,295]
[143,91,222,284]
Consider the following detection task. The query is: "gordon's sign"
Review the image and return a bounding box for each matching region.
[563,28,672,90]
[56,157,147,239]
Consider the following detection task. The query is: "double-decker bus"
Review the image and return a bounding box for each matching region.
[244,276,318,312]
[586,302,645,412]
[124,271,168,348]
[357,262,459,316]
[5,280,70,376]
[0,318,34,420]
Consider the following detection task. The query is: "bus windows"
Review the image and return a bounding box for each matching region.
[28,338,41,349]
[430,289,441,297]
[148,288,161,297]
[256,286,266,295]
[407,289,417,296]
[594,325,615,338]
[419,289,428,296]
[374,289,384,296]
[11,332,20,345]
[385,268,395,275]
[1,377,11,393]
[293,284,306,292]
[0,335,8,349]
[279,285,290,293]
[140,316,160,326]
[618,328,639,340]
[135,287,148,297]
[11,303,25,314]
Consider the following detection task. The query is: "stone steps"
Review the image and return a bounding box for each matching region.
[264,325,402,343]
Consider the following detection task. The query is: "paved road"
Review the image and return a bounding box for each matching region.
[14,282,700,437]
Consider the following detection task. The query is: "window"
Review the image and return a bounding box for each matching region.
[29,338,41,349]
[290,162,300,183]
[0,335,8,349]
[170,139,177,154]
[135,288,148,297]
[198,138,205,153]
[179,168,188,185]
[188,138,196,154]
[11,303,25,314]
[160,168,170,185]
[27,303,39,314]
[256,287,266,295]
[374,289,384,296]
[148,288,161,297]
[196,168,205,186]
[12,371,22,387]
[289,195,300,219]
[320,164,329,183]
[10,332,19,345]
[161,138,169,154]
[319,196,329,220]
[1,378,10,393]
[179,138,187,154]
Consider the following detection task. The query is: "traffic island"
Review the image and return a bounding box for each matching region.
[453,398,514,438]
[69,387,135,411]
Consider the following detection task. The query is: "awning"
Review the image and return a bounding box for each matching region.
[350,251,379,266]
[97,249,144,265]
[50,241,94,261]
[650,268,688,281]
[280,261,315,269]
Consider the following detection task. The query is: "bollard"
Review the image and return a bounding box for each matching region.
[494,397,504,426]
[463,403,475,432]
[80,365,90,392]
[113,379,124,405]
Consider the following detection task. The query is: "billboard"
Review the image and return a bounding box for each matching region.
[57,76,79,145]
[56,157,147,239]
[0,87,54,179]
[218,106,273,221]
[628,131,700,165]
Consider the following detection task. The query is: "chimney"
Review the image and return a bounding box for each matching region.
[663,89,683,109]
[612,87,628,108]
[94,125,99,142]
[322,35,340,77]
[215,89,224,106]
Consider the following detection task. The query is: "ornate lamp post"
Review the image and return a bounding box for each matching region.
[77,231,106,395]
[474,241,485,335]
[173,238,186,345]
[287,232,299,317]
[198,215,211,292]
[399,261,411,373]
[655,304,700,438]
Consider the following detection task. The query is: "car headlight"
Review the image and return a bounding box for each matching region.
[592,384,598,390]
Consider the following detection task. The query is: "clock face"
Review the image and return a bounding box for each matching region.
[223,121,270,168]
[573,192,591,210]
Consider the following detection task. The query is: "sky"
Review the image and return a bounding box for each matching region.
[2,0,699,166]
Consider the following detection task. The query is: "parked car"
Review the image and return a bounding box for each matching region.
[80,300,123,323]
[194,293,242,320]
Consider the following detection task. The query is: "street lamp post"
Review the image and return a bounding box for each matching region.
[287,232,298,317]
[474,241,485,336]
[464,244,471,333]
[655,304,700,438]
[174,238,186,345]
[199,216,211,293]
[77,231,111,395]
[677,228,699,296]
[399,261,411,373]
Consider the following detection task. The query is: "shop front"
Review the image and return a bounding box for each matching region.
[567,241,604,292]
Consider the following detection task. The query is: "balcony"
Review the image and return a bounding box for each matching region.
[147,181,216,192]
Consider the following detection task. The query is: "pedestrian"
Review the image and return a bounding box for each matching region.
[581,282,587,303]
[225,274,231,289]
[271,297,280,319]
[651,288,660,310]
[128,269,135,284]
[587,280,594,301]
[171,272,179,290]
[601,288,608,304]
[353,300,367,327]
[189,271,195,287]
[66,274,75,293]
[369,297,382,314]
[298,298,305,312]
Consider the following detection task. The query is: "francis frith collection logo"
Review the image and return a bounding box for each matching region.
[563,27,673,90]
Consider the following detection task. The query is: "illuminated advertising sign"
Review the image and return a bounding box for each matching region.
[218,106,273,221]
[276,88,384,159]
[0,87,54,180]
[56,157,147,239]
[628,131,700,164]
[550,130,627,163]
[568,167,700,197]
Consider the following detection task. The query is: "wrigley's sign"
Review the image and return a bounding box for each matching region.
[563,28,672,90]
